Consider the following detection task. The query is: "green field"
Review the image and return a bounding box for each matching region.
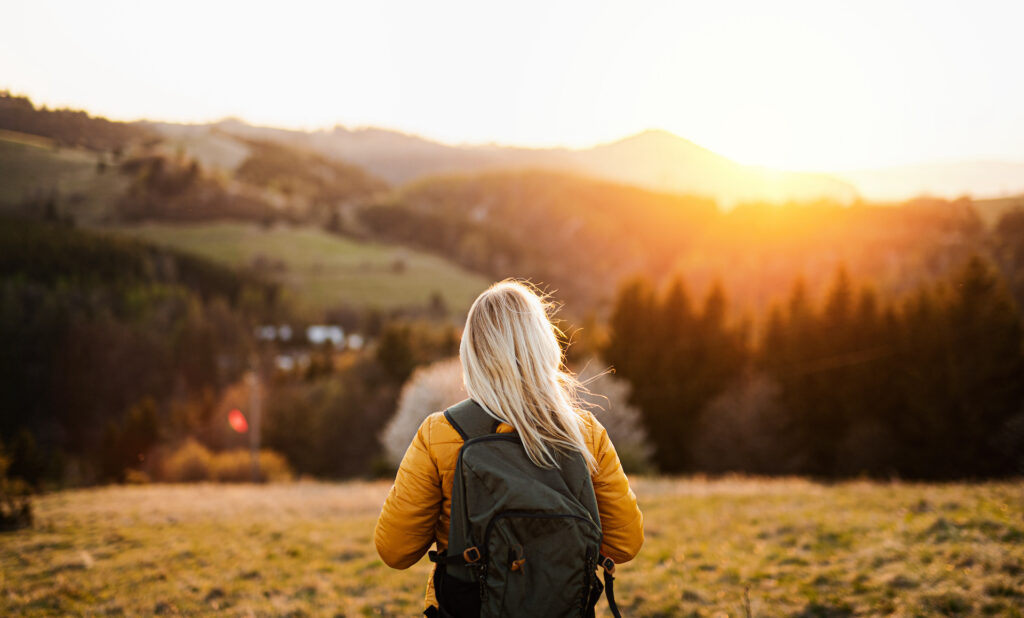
[2,479,1021,616]
[0,131,128,223]
[112,222,490,317]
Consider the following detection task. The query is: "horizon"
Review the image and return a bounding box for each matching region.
[8,92,1024,177]
[4,1,1024,172]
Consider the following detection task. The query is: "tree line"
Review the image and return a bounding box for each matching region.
[0,217,281,485]
[604,253,1024,479]
[0,92,154,152]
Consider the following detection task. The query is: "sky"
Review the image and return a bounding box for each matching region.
[2,0,1023,171]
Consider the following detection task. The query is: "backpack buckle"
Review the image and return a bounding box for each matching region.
[462,546,482,564]
[598,554,616,575]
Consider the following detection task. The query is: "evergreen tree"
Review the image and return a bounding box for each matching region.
[941,255,1024,475]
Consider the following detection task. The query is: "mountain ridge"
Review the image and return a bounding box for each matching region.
[145,119,859,206]
[138,113,1024,205]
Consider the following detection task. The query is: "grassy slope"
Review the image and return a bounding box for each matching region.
[0,131,487,316]
[2,479,1021,616]
[0,131,128,223]
[112,222,489,317]
[974,194,1024,229]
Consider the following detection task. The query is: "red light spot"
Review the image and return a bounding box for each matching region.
[228,409,249,433]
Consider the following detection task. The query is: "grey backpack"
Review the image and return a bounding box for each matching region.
[427,398,621,618]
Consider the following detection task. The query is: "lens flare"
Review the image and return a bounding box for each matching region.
[228,409,249,433]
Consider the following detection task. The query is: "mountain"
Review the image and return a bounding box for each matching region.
[147,121,859,206]
[835,161,1024,202]
[563,130,859,205]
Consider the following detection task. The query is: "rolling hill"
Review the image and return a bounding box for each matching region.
[148,120,860,206]
[0,129,129,223]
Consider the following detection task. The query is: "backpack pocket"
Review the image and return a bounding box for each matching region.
[482,511,602,617]
[434,562,482,618]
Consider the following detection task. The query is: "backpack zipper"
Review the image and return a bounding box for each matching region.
[482,510,600,555]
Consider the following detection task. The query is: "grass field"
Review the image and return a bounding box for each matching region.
[0,131,128,223]
[2,478,1021,616]
[112,222,490,317]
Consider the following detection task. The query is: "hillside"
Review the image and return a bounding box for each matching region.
[150,120,860,206]
[0,217,277,480]
[2,95,1017,324]
[565,129,859,205]
[974,194,1024,229]
[112,222,489,317]
[0,92,154,151]
[357,171,991,321]
[0,130,129,223]
[359,170,720,311]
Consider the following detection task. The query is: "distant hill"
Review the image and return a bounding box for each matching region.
[149,121,859,206]
[360,169,720,309]
[836,160,1024,202]
[352,170,992,319]
[0,92,154,151]
[2,95,1016,324]
[564,130,859,205]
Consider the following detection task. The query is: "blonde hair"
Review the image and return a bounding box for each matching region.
[459,279,598,472]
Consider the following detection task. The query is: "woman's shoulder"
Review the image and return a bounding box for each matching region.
[419,410,465,447]
[575,408,608,453]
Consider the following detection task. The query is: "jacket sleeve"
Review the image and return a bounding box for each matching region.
[374,415,442,569]
[590,415,644,564]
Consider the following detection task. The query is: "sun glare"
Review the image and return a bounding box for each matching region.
[1,1,1022,171]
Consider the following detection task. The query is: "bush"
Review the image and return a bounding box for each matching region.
[381,357,466,467]
[161,438,213,482]
[210,449,292,483]
[159,438,292,483]
[576,361,655,474]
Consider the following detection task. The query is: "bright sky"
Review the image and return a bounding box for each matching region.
[2,0,1022,171]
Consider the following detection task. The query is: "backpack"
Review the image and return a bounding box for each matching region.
[427,398,622,618]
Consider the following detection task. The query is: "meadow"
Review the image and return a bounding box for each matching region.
[0,132,128,223]
[2,478,1021,617]
[112,222,489,317]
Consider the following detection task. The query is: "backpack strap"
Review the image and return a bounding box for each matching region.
[444,398,503,441]
[599,554,622,618]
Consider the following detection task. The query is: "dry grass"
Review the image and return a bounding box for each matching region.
[1,478,1022,616]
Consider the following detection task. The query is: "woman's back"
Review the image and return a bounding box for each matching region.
[374,406,643,610]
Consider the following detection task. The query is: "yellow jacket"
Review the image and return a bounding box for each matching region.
[374,408,644,609]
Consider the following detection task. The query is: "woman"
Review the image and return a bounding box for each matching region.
[374,279,644,615]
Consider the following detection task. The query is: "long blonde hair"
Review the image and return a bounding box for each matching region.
[459,279,597,472]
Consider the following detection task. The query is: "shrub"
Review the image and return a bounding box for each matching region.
[381,357,466,467]
[160,439,294,483]
[210,449,293,483]
[161,438,213,482]
[576,361,655,474]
